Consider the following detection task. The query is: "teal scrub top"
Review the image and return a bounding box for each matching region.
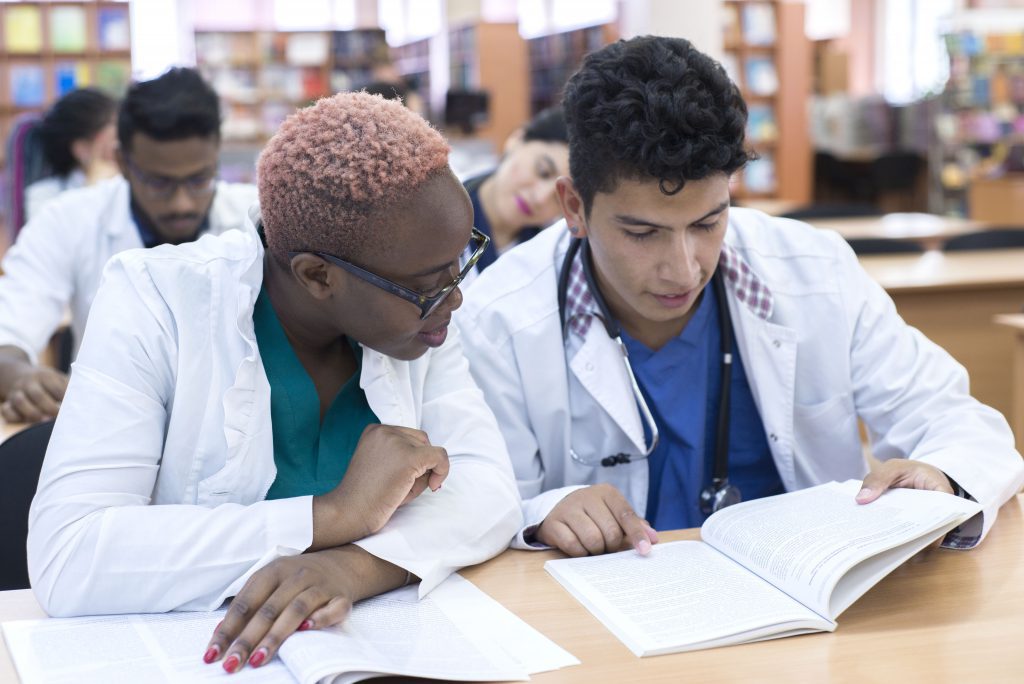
[253,286,380,500]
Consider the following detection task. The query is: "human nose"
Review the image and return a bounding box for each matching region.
[660,233,701,283]
[166,182,199,213]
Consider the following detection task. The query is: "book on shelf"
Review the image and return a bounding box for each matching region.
[286,32,329,67]
[743,153,775,193]
[9,65,46,108]
[744,56,778,96]
[3,574,578,684]
[97,6,132,52]
[4,5,43,53]
[741,2,776,46]
[95,61,131,95]
[545,480,980,657]
[746,103,777,142]
[54,62,92,97]
[50,5,88,53]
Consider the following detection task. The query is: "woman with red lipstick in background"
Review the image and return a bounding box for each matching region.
[27,92,521,675]
[462,107,569,272]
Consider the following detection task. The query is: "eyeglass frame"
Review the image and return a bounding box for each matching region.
[288,227,490,320]
[122,154,218,200]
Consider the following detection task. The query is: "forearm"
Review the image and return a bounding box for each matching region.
[0,346,33,399]
[321,545,412,600]
[310,494,368,551]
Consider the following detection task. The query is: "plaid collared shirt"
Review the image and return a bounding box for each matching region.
[562,240,774,341]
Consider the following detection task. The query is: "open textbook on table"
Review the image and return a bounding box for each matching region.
[545,480,981,657]
[2,574,578,683]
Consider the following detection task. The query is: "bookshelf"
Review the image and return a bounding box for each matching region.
[0,0,132,165]
[722,0,811,203]
[937,22,1024,217]
[447,22,529,150]
[391,36,431,119]
[526,24,616,116]
[195,28,388,145]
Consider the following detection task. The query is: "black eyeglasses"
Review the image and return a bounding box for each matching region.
[290,228,490,320]
[124,155,218,200]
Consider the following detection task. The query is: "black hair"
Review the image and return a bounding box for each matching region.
[363,80,410,105]
[522,106,568,144]
[38,88,117,177]
[118,67,221,152]
[562,36,754,215]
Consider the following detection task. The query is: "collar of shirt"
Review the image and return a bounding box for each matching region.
[563,239,774,340]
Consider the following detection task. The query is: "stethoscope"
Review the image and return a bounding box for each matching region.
[556,236,743,516]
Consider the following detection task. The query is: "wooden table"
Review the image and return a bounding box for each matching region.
[995,313,1024,449]
[2,495,1021,682]
[859,249,1024,450]
[811,213,994,251]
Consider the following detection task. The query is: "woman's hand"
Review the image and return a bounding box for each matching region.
[204,545,410,674]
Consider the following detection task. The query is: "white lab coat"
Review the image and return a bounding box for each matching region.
[0,175,258,362]
[457,208,1024,548]
[24,169,86,222]
[27,210,522,617]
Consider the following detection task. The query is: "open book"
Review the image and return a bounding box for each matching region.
[545,480,981,657]
[3,574,578,683]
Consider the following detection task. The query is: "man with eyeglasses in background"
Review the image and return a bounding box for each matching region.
[0,67,257,423]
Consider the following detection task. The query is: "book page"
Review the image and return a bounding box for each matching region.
[701,480,981,617]
[544,541,829,657]
[2,610,294,683]
[278,578,530,683]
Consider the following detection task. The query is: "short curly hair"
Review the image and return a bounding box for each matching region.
[257,92,450,263]
[562,36,754,215]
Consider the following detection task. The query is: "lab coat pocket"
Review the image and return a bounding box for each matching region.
[791,393,863,485]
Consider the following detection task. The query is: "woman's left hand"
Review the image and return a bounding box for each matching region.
[203,545,410,674]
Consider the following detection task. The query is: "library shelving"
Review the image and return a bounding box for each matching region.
[0,0,132,165]
[391,36,431,119]
[526,24,615,116]
[938,22,1024,219]
[447,22,529,150]
[722,0,811,203]
[194,28,388,144]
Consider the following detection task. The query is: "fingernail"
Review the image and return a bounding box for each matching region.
[203,645,220,664]
[298,619,314,631]
[637,539,652,555]
[223,654,240,673]
[249,648,267,668]
[856,487,872,501]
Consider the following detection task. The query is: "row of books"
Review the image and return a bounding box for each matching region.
[195,30,386,69]
[945,30,1024,57]
[721,53,779,97]
[201,65,377,106]
[6,61,130,107]
[723,1,777,47]
[2,4,130,54]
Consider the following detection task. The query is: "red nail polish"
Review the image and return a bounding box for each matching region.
[223,654,240,673]
[298,619,313,631]
[249,649,266,667]
[203,645,220,664]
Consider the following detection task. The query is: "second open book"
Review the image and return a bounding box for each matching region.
[545,480,981,657]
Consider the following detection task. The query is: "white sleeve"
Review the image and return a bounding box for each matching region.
[0,202,78,362]
[840,236,1024,546]
[354,324,523,594]
[27,256,313,616]
[454,316,586,550]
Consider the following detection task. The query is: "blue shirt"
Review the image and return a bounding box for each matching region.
[621,281,784,529]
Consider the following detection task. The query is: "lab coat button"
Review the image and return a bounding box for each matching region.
[769,433,778,442]
[585,362,594,371]
[772,340,781,348]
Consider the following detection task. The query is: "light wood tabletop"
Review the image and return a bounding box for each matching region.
[994,313,1024,453]
[858,247,1024,293]
[1,495,1021,683]
[810,213,996,251]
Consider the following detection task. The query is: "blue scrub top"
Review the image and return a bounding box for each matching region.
[621,281,784,529]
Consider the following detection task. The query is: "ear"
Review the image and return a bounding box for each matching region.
[556,176,589,238]
[502,127,525,154]
[289,254,338,301]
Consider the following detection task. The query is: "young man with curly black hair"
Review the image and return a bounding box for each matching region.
[458,36,1023,558]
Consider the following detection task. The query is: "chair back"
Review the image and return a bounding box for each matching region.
[0,419,55,590]
[943,228,1024,251]
[2,114,48,241]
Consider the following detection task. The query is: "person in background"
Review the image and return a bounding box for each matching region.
[25,88,119,221]
[457,36,1023,558]
[27,91,520,675]
[363,80,412,105]
[0,67,257,424]
[461,106,569,272]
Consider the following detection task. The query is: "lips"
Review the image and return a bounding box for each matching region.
[417,320,450,348]
[514,195,533,217]
[652,290,697,309]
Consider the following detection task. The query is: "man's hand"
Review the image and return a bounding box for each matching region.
[537,483,658,557]
[856,459,955,504]
[311,424,449,550]
[0,366,68,423]
[204,546,409,674]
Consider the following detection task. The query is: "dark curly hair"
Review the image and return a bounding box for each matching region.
[118,67,221,152]
[562,36,754,215]
[38,88,117,177]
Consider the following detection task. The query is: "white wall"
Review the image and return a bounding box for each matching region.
[617,0,723,62]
